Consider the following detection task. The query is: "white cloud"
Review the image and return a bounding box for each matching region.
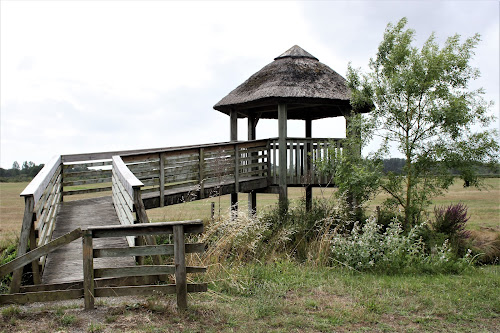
[1,0,498,167]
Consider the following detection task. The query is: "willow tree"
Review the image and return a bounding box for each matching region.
[348,18,498,229]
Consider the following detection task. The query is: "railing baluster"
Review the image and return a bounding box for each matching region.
[83,229,94,310]
[173,225,187,310]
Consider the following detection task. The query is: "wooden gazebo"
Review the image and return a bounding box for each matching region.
[214,45,367,211]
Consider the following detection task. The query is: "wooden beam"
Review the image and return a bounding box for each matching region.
[248,116,257,215]
[305,119,312,211]
[94,283,207,298]
[174,225,188,310]
[0,228,82,278]
[159,153,165,207]
[0,289,83,305]
[82,229,94,310]
[230,109,238,142]
[93,243,205,258]
[10,196,35,294]
[278,103,288,205]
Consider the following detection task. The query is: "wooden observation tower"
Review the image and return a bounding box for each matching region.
[214,45,368,212]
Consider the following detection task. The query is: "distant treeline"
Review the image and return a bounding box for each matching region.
[382,158,500,176]
[0,161,45,182]
[1,159,498,183]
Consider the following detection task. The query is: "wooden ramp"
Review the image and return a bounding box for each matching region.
[42,196,134,284]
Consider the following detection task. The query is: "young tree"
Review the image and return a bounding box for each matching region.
[348,18,499,229]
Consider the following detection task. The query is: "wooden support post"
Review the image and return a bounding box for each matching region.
[159,153,165,207]
[305,119,312,211]
[173,225,187,310]
[278,103,288,206]
[133,189,162,266]
[248,116,257,215]
[266,141,272,185]
[230,109,238,216]
[199,148,205,199]
[10,196,35,294]
[83,229,94,310]
[29,222,41,285]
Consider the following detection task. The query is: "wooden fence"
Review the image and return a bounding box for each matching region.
[268,138,342,185]
[120,139,269,207]
[0,220,207,310]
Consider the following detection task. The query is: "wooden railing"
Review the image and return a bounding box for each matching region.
[83,220,206,310]
[0,221,207,311]
[268,138,343,185]
[120,139,269,206]
[12,155,63,292]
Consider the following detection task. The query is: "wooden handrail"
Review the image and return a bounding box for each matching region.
[112,156,143,198]
[0,228,82,278]
[20,155,61,204]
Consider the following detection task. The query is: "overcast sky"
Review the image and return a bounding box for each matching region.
[1,0,498,168]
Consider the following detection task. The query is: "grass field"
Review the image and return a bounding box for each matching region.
[1,178,499,243]
[0,179,499,332]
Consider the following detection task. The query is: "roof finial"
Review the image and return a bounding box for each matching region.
[274,45,319,61]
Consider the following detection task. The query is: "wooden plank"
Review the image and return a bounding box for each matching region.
[82,230,94,310]
[63,186,112,196]
[21,156,61,204]
[112,174,134,212]
[90,220,203,238]
[0,289,83,305]
[63,169,112,179]
[92,222,203,238]
[63,177,112,187]
[174,225,187,310]
[95,265,174,278]
[63,160,112,169]
[34,168,61,217]
[0,228,83,278]
[159,153,165,207]
[94,283,207,298]
[10,196,35,294]
[28,223,41,285]
[112,156,143,197]
[19,275,159,293]
[278,103,288,203]
[94,265,205,278]
[94,243,205,258]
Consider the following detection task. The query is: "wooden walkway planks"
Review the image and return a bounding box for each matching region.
[42,197,135,284]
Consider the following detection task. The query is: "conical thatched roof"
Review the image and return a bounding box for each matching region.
[214,45,362,120]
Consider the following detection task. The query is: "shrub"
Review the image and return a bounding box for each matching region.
[328,216,473,274]
[432,203,471,255]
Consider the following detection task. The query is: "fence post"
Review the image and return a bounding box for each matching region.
[199,148,205,199]
[173,225,187,310]
[29,222,41,285]
[82,229,94,310]
[10,196,35,293]
[159,153,165,207]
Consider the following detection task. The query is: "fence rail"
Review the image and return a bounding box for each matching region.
[0,221,207,311]
[83,220,206,310]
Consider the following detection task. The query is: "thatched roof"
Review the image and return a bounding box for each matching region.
[214,45,362,120]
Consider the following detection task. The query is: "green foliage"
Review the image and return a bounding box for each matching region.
[329,216,473,274]
[0,241,17,293]
[348,17,499,228]
[0,161,44,182]
[315,113,382,221]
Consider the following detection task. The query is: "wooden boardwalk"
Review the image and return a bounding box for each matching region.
[42,196,134,284]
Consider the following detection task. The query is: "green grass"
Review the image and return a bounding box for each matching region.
[3,262,496,332]
[0,178,498,332]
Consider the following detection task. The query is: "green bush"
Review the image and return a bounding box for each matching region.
[328,216,473,274]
